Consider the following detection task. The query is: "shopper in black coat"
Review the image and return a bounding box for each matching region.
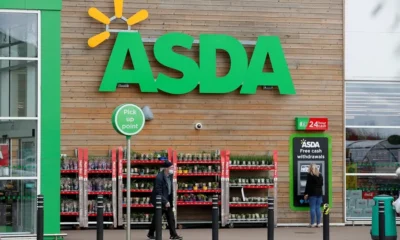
[148,160,182,240]
[304,163,324,228]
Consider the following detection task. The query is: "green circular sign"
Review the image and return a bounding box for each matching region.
[111,104,145,136]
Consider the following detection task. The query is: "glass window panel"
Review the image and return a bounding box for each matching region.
[0,120,37,177]
[0,12,38,58]
[0,60,37,117]
[346,176,400,219]
[0,179,36,234]
[346,82,400,127]
[346,128,400,173]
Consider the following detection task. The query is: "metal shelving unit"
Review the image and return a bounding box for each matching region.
[60,150,83,228]
[226,151,278,228]
[116,148,174,227]
[60,148,118,228]
[173,150,225,228]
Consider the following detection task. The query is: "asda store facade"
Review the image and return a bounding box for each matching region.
[8,0,400,237]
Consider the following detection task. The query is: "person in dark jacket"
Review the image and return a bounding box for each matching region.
[304,163,324,228]
[147,161,182,240]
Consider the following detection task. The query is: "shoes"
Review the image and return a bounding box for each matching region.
[170,235,183,240]
[147,234,155,240]
[317,223,323,228]
[310,224,317,228]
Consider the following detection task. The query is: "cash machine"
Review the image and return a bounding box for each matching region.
[290,117,332,211]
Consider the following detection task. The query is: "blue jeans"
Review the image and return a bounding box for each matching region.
[309,196,323,224]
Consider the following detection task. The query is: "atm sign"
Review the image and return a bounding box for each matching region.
[295,117,328,131]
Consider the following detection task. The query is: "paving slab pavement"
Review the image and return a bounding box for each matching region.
[64,226,375,240]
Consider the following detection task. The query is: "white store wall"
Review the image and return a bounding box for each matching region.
[345,0,400,81]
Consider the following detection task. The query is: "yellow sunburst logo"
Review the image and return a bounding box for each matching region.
[87,0,149,48]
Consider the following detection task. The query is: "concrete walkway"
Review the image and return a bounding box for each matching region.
[64,226,375,240]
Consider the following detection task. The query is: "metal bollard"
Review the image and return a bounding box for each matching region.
[212,195,219,240]
[267,197,274,240]
[379,201,385,240]
[155,195,162,240]
[323,204,330,240]
[97,195,104,240]
[37,195,44,240]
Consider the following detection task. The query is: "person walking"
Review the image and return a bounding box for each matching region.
[147,160,182,240]
[304,163,324,228]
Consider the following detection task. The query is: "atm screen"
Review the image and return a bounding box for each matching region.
[297,161,324,196]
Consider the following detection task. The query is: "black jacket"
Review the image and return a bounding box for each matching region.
[304,173,323,197]
[150,172,173,207]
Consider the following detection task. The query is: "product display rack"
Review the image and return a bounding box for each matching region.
[226,150,278,228]
[60,148,118,228]
[173,150,225,227]
[62,147,278,229]
[117,147,173,227]
[60,148,84,227]
[84,149,118,228]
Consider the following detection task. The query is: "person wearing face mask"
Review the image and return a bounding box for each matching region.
[148,161,182,240]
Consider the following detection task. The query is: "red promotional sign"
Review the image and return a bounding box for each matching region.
[83,148,88,179]
[0,144,9,167]
[273,150,278,179]
[225,150,230,179]
[112,149,117,179]
[172,150,178,180]
[306,118,328,131]
[220,150,226,179]
[362,191,376,199]
[296,117,328,131]
[118,147,123,178]
[78,148,83,179]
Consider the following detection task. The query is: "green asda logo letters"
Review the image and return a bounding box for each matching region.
[99,32,296,95]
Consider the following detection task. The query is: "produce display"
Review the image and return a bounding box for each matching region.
[230,177,274,186]
[177,152,220,161]
[178,194,218,202]
[61,148,278,229]
[129,180,154,190]
[118,150,168,227]
[230,197,268,203]
[227,153,276,228]
[174,151,222,226]
[88,198,113,214]
[178,165,220,174]
[88,157,112,170]
[88,178,113,192]
[61,199,79,213]
[60,148,118,228]
[123,197,151,204]
[131,151,169,161]
[230,154,273,166]
[178,182,219,191]
[123,213,168,223]
[124,167,159,175]
[229,213,267,221]
[60,155,80,225]
[86,155,116,226]
[61,156,78,171]
[61,177,79,192]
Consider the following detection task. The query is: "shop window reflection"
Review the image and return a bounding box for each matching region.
[0,120,37,177]
[346,175,400,219]
[0,180,36,233]
[346,128,400,174]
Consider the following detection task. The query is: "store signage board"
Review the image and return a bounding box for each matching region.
[295,117,328,131]
[111,103,145,240]
[289,134,332,211]
[111,104,145,136]
[87,2,296,95]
